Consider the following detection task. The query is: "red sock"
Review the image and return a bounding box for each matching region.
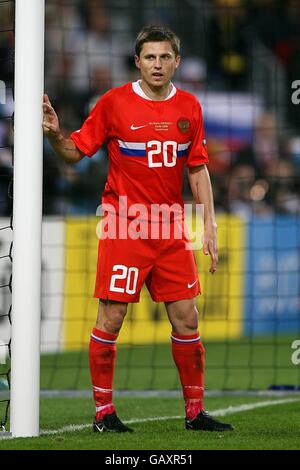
[171,331,205,420]
[89,327,118,419]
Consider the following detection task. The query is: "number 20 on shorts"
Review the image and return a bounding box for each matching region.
[109,264,139,294]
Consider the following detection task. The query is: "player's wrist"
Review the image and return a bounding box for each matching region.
[48,129,64,145]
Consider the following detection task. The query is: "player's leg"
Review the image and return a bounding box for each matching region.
[166,298,233,431]
[90,217,154,432]
[90,299,133,432]
[165,298,205,418]
[149,232,233,431]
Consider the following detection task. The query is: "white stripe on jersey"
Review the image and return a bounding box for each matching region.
[118,140,146,150]
[119,141,191,151]
[178,142,191,151]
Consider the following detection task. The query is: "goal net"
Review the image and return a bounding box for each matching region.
[1,0,300,436]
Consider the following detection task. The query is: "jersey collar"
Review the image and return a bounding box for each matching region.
[132,80,177,101]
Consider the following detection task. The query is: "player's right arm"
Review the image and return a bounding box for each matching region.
[42,94,84,164]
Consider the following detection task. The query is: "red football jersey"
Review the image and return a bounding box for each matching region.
[70,81,208,220]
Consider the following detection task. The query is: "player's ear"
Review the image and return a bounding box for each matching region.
[175,55,181,68]
[134,54,141,69]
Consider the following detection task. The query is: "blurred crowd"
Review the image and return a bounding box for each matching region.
[0,0,299,217]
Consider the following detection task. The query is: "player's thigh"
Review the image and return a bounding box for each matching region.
[94,232,155,303]
[146,236,200,302]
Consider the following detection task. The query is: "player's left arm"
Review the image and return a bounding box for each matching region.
[188,164,218,273]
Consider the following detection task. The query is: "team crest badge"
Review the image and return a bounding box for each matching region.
[177,118,190,133]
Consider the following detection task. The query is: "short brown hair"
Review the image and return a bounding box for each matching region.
[135,25,180,57]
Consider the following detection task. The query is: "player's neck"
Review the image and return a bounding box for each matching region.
[139,79,172,101]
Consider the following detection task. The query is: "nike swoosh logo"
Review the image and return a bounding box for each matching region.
[130,124,148,130]
[187,280,198,289]
[94,423,104,432]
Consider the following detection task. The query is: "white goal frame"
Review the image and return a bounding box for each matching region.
[10,0,45,437]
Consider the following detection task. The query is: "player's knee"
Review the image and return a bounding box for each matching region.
[98,302,127,334]
[103,310,125,333]
[182,305,199,331]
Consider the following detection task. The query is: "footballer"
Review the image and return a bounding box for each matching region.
[43,25,233,433]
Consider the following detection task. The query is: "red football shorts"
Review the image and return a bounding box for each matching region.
[94,216,200,303]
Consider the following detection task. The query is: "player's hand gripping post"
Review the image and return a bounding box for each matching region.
[42,94,61,138]
[42,94,84,164]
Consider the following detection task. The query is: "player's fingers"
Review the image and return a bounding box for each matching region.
[43,93,51,105]
[43,109,53,120]
[210,257,217,273]
[203,240,209,256]
[43,107,50,116]
[42,123,50,133]
[208,240,218,273]
[43,103,54,113]
[42,121,54,133]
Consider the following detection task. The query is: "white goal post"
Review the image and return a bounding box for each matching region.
[10,0,45,437]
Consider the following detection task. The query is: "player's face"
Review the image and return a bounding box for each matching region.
[135,41,180,89]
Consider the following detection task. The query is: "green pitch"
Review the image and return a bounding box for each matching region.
[0,335,299,450]
[1,395,300,450]
[40,335,299,390]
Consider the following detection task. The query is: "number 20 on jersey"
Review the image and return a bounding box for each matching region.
[147,140,177,167]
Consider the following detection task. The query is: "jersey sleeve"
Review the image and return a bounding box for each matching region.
[186,99,209,167]
[70,93,110,157]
